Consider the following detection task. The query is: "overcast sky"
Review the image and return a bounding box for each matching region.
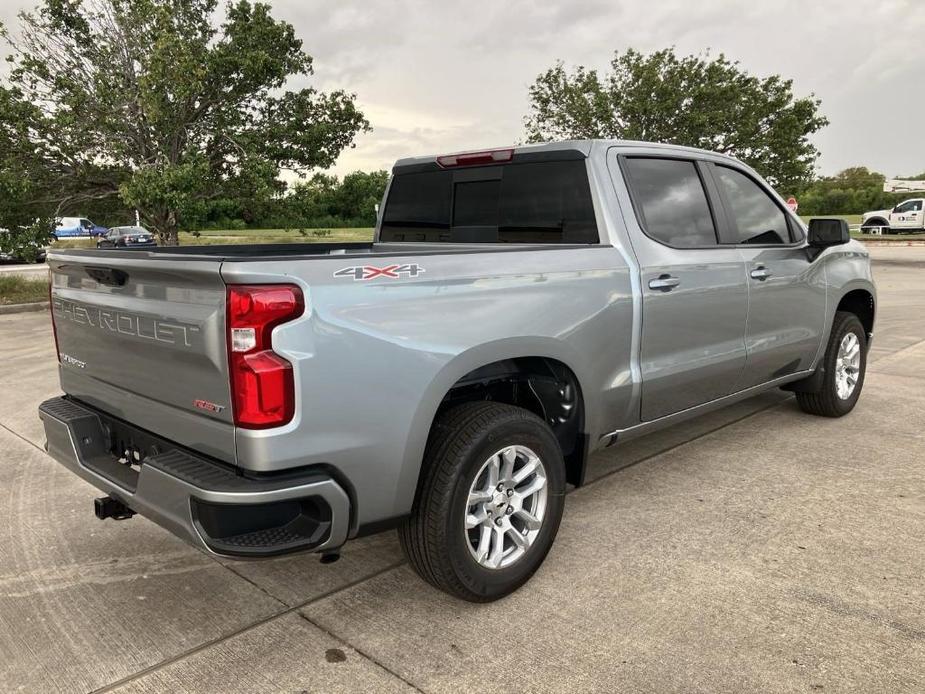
[2,0,923,179]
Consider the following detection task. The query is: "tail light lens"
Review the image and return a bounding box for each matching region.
[226,284,304,429]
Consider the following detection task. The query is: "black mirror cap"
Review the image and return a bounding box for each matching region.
[808,218,850,248]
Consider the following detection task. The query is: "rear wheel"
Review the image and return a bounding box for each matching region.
[796,311,867,417]
[398,402,566,602]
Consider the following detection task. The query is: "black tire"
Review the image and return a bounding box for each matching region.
[398,401,566,602]
[796,311,867,417]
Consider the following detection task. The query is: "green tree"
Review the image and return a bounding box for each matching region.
[796,166,925,216]
[2,0,369,245]
[286,173,340,224]
[276,170,388,228]
[0,84,56,260]
[331,170,389,220]
[525,48,829,190]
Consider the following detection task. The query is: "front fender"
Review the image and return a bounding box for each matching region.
[862,210,890,224]
[814,242,876,362]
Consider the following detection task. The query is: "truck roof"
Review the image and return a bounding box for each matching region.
[392,139,742,169]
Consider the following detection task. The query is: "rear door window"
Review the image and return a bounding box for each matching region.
[381,160,598,243]
[622,157,718,248]
[713,166,791,245]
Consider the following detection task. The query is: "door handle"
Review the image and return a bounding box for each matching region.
[648,274,681,291]
[750,266,772,281]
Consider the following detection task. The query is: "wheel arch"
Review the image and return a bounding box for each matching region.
[397,339,593,519]
[434,355,589,485]
[836,288,875,340]
[861,216,889,229]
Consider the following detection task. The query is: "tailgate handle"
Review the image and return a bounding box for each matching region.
[85,266,128,287]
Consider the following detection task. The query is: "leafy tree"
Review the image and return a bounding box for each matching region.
[796,167,925,216]
[0,219,53,263]
[2,0,369,245]
[288,173,340,223]
[525,48,829,190]
[330,170,390,220]
[272,170,388,228]
[0,83,55,260]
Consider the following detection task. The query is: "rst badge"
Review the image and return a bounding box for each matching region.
[333,263,425,281]
[193,399,225,414]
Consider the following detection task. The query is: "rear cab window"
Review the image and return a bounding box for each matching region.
[380,159,599,244]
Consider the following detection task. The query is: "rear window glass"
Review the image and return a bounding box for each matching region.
[454,180,500,226]
[380,160,598,243]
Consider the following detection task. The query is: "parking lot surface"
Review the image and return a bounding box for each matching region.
[1,247,923,693]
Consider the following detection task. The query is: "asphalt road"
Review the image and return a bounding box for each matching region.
[0,248,923,693]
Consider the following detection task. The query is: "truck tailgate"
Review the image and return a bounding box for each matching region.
[48,253,235,462]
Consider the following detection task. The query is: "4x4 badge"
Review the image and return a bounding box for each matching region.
[333,264,425,281]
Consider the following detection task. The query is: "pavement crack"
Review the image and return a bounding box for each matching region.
[870,369,925,383]
[0,421,44,453]
[216,560,289,608]
[868,334,925,364]
[298,613,428,694]
[91,559,407,693]
[793,589,925,642]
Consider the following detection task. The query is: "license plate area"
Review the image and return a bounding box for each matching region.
[90,414,181,492]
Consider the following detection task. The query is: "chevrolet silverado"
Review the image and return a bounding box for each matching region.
[39,140,876,601]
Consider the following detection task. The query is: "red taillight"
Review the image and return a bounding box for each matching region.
[48,275,60,362]
[436,148,514,168]
[226,284,304,429]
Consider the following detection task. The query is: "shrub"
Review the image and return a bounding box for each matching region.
[0,218,53,263]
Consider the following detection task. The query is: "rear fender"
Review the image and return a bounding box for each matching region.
[392,337,591,518]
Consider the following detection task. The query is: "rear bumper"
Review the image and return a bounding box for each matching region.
[38,396,351,558]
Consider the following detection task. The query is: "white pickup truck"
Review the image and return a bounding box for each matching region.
[861,198,924,234]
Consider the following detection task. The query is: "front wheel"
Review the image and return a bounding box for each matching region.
[796,311,867,417]
[398,402,566,602]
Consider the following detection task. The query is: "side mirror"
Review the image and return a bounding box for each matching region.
[808,218,850,248]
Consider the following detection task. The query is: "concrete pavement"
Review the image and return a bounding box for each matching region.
[0,247,922,693]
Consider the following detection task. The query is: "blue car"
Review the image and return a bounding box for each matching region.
[54,217,108,239]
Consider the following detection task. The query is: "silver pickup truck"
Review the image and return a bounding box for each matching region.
[39,140,875,601]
